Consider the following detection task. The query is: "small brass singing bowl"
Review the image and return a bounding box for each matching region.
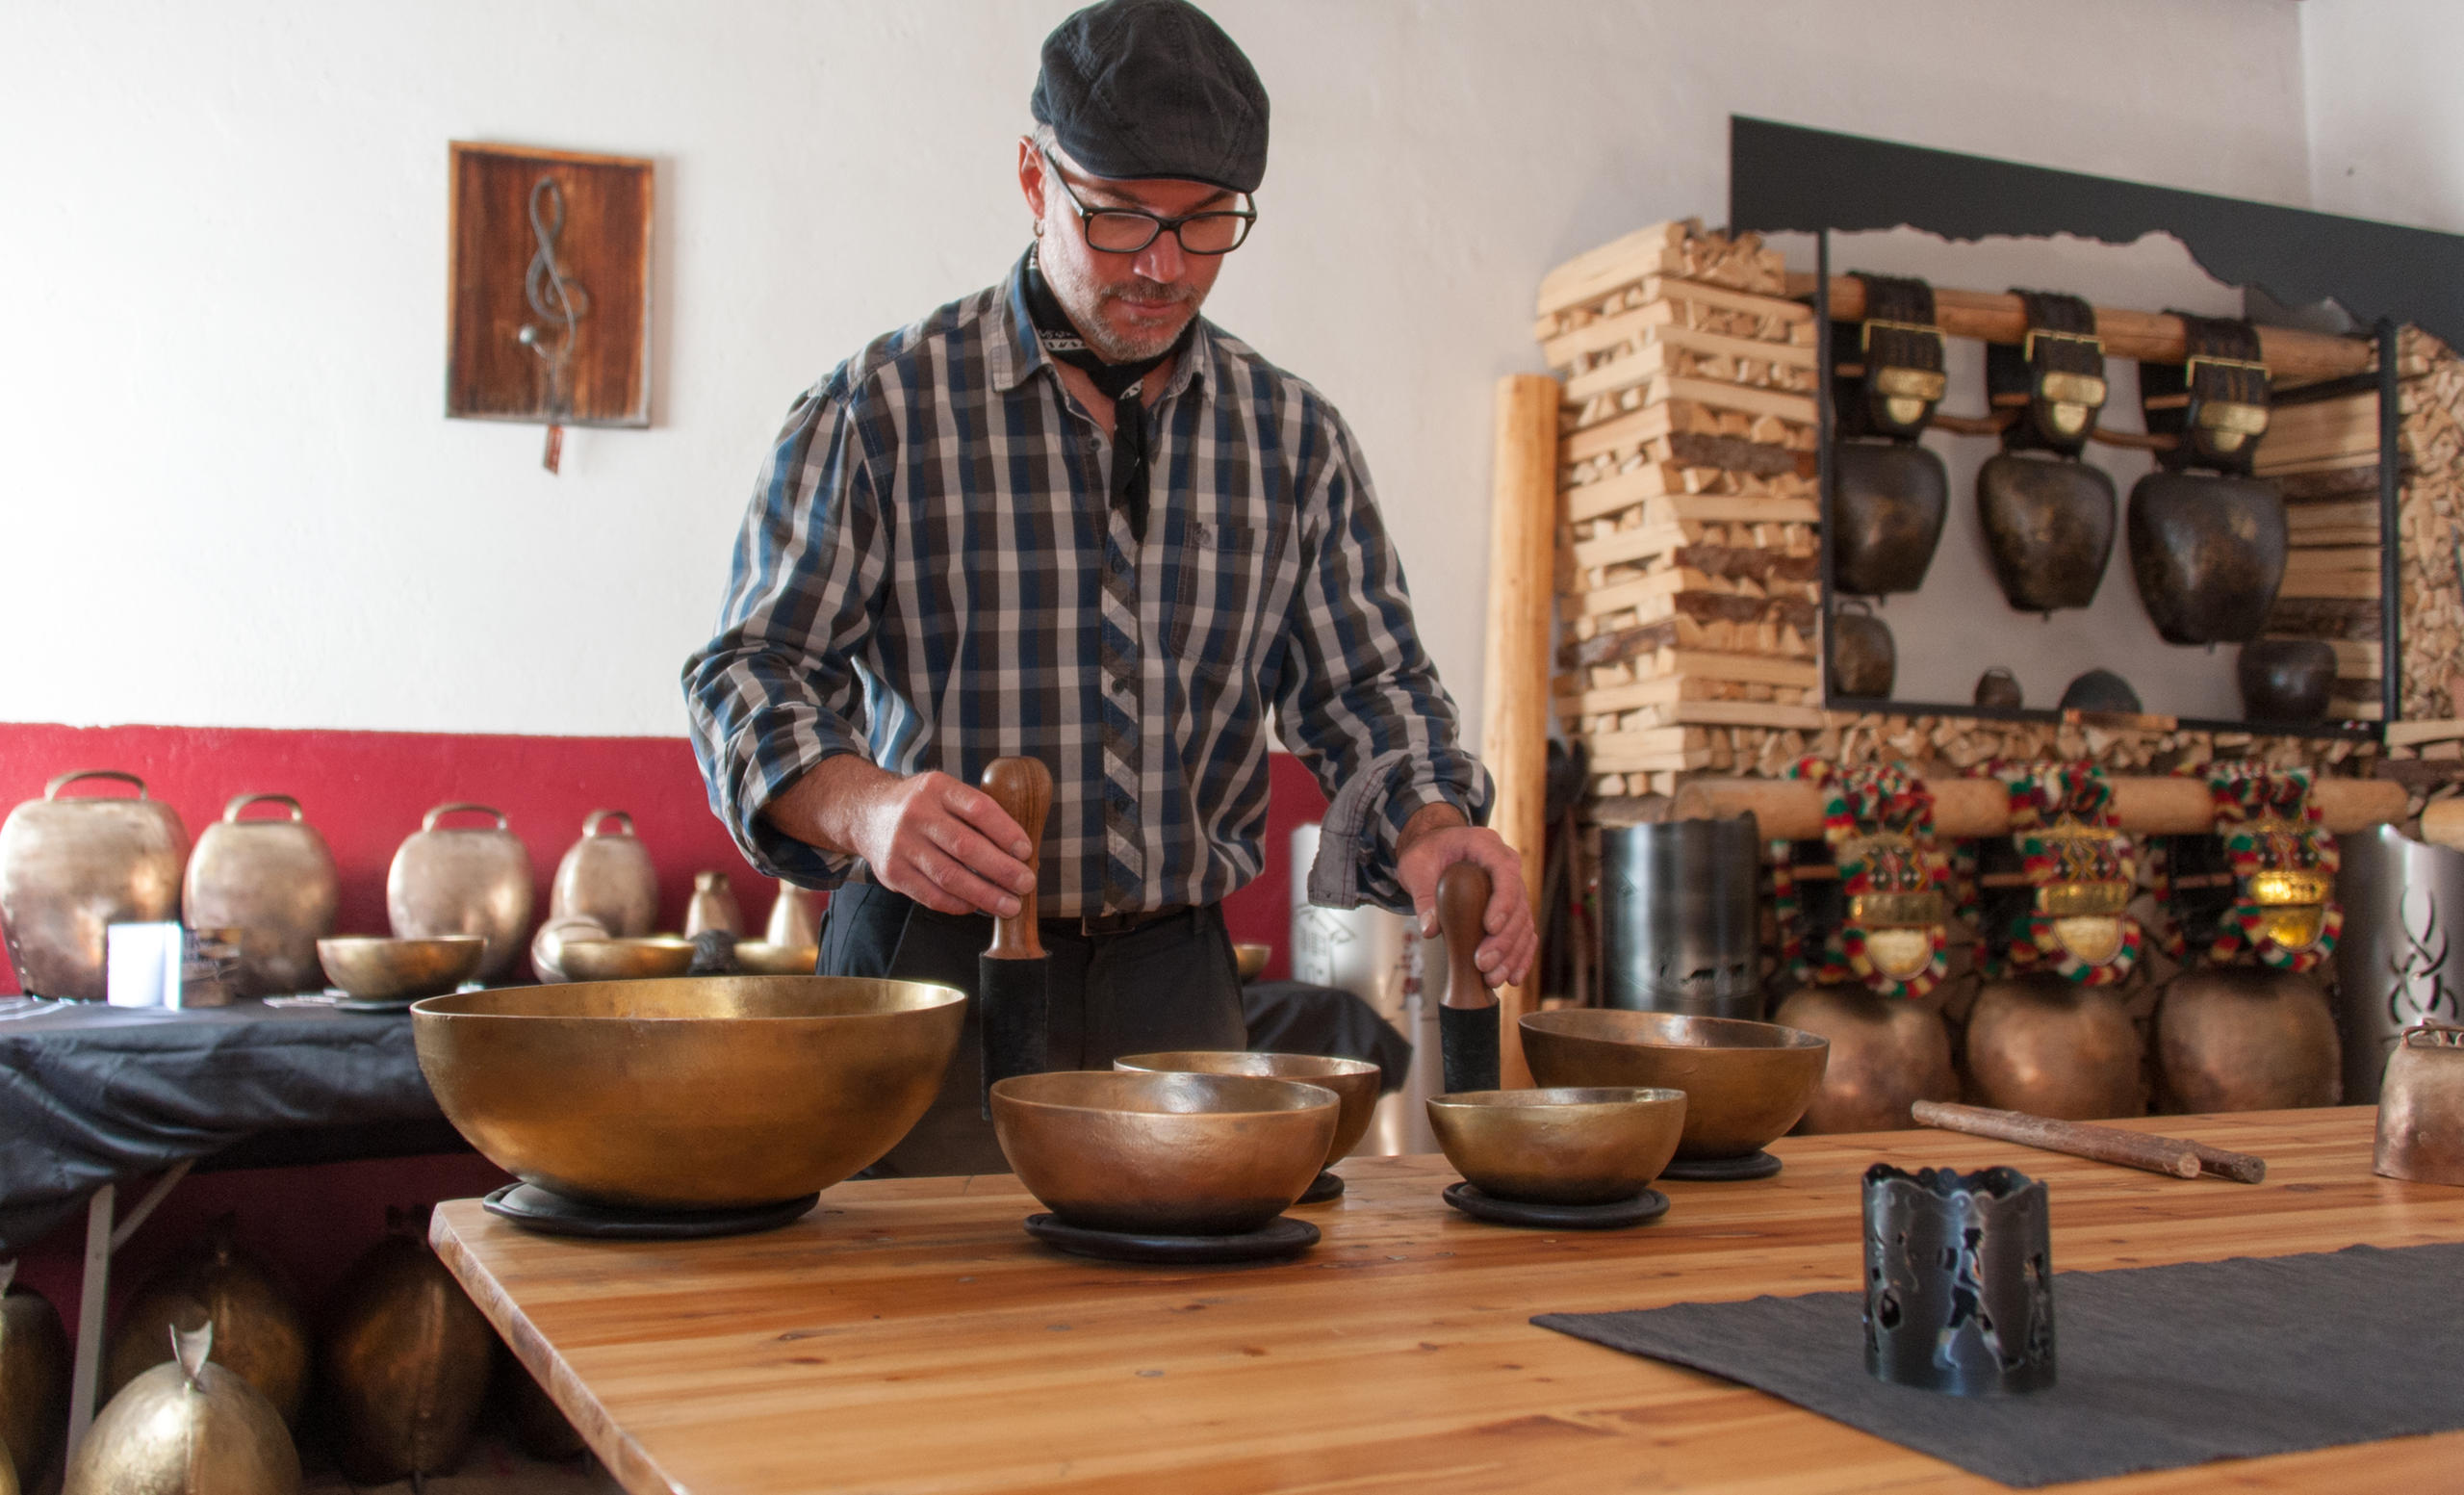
[1521,1009,1829,1160]
[1234,942,1271,982]
[317,935,485,1001]
[412,976,966,1210]
[1115,1051,1382,1168]
[1427,1088,1687,1205]
[556,936,697,982]
[990,1070,1338,1236]
[732,941,819,976]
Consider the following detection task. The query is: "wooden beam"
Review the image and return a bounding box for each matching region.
[1482,374,1559,1089]
[1672,773,2406,840]
[1788,275,2373,384]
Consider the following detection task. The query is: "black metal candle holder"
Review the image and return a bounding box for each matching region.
[1862,1164,2056,1396]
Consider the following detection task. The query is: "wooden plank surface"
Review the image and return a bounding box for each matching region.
[431,1109,2464,1495]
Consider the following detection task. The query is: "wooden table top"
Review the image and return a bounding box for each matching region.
[431,1107,2464,1494]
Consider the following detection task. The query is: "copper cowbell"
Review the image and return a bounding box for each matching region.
[321,1220,496,1485]
[387,804,533,982]
[104,1217,309,1428]
[1964,975,2144,1120]
[549,810,657,937]
[1773,986,1956,1132]
[64,1324,299,1495]
[0,771,190,1000]
[2156,965,2340,1113]
[0,1261,71,1485]
[2375,1024,2464,1186]
[684,870,743,937]
[766,881,823,947]
[182,795,339,998]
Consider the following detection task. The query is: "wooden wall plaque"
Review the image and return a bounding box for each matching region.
[447,142,653,427]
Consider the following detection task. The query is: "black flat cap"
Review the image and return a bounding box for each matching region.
[1031,0,1268,194]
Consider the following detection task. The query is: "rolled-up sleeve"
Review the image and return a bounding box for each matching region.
[682,374,888,886]
[1274,408,1492,913]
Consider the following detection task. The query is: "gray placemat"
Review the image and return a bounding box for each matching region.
[1536,1242,2464,1487]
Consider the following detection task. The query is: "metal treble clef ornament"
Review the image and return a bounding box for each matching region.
[517,175,591,474]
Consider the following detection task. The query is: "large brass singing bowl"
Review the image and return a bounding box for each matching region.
[412,976,966,1210]
[1521,1009,1829,1159]
[555,936,696,982]
[990,1070,1337,1236]
[317,936,485,1001]
[1115,1051,1382,1168]
[1427,1088,1686,1205]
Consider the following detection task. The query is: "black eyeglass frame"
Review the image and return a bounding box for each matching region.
[1039,147,1257,256]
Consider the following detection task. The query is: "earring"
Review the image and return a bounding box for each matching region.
[1033,221,1044,238]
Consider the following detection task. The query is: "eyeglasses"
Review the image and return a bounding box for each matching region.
[1040,148,1256,255]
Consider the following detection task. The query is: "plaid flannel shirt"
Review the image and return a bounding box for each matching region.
[682,252,1488,917]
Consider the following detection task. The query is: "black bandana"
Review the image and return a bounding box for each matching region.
[1022,245,1194,542]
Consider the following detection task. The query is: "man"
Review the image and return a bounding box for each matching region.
[684,0,1531,1175]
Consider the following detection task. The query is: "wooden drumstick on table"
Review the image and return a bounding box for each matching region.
[1912,1100,2267,1184]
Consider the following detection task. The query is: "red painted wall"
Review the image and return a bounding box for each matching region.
[0,721,1327,992]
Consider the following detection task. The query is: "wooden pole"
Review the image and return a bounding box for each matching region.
[1483,374,1560,1088]
[1793,275,2373,384]
[1672,773,2406,840]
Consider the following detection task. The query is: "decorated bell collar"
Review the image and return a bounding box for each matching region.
[1988,761,2141,985]
[1987,291,2107,454]
[2142,314,2271,475]
[1835,273,1946,441]
[1771,758,1952,1001]
[2207,761,2340,971]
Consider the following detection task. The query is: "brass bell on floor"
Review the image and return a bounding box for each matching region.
[2156,966,2341,1112]
[320,1219,495,1484]
[1964,976,2143,1121]
[1773,986,1956,1132]
[64,1324,299,1495]
[105,1217,309,1427]
[0,1261,69,1489]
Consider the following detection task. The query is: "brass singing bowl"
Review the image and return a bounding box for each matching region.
[317,936,485,1001]
[1234,942,1271,982]
[1520,1009,1829,1159]
[732,940,819,976]
[1427,1088,1687,1205]
[412,976,966,1210]
[990,1070,1337,1236]
[1115,1051,1381,1168]
[554,936,696,982]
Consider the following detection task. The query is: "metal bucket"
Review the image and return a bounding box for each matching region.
[2333,824,2464,1102]
[1600,816,1763,1018]
[1289,823,1442,1155]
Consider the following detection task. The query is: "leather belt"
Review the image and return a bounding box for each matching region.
[1988,290,2106,454]
[2141,313,2271,474]
[1048,904,1194,938]
[1836,273,1946,441]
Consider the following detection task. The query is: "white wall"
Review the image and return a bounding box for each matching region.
[2,0,2317,740]
[2303,0,2464,235]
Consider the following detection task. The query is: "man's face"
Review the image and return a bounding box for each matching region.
[1019,140,1235,363]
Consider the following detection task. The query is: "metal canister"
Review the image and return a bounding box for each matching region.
[2332,824,2464,1103]
[1599,816,1762,1018]
[182,793,339,996]
[387,804,534,982]
[0,771,190,1000]
[1289,823,1441,1155]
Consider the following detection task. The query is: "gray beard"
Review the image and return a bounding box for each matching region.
[1042,250,1199,363]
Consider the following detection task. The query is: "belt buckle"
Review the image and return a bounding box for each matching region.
[1080,910,1137,937]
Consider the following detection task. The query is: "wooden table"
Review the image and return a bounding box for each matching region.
[431,1108,2464,1493]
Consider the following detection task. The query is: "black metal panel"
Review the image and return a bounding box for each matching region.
[1729,116,2464,352]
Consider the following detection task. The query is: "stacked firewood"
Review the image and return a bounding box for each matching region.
[2255,386,2391,720]
[2394,327,2464,724]
[1538,221,1825,796]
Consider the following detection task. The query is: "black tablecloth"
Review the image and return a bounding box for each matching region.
[1537,1242,2464,1488]
[0,1001,446,1250]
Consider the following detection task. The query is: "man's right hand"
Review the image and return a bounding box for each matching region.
[763,758,1038,918]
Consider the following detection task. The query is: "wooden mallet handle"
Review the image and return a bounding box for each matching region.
[1437,863,1494,1011]
[979,758,1051,960]
[1912,1100,2201,1180]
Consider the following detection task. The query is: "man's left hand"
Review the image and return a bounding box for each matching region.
[1395,808,1536,990]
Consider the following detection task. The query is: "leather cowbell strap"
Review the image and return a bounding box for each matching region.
[1833,273,1945,442]
[2140,314,2271,475]
[1986,291,2107,455]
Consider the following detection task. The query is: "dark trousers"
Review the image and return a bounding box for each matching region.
[818,882,1248,1176]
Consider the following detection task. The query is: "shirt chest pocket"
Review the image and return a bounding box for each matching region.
[1165,517,1278,682]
